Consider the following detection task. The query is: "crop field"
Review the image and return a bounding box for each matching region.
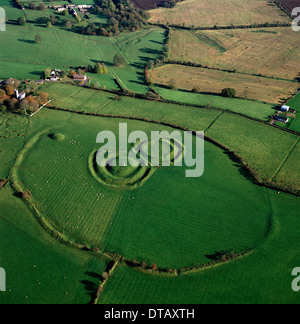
[149,64,298,104]
[148,0,290,28]
[169,28,300,80]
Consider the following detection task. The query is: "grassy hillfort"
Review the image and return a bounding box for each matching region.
[0,0,299,305]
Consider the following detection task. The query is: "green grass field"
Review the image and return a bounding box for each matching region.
[0,169,107,304]
[39,83,300,193]
[287,93,300,133]
[154,87,276,121]
[1,2,300,305]
[12,108,271,269]
[100,189,300,303]
[0,6,166,93]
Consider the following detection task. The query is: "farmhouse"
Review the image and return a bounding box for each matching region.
[73,74,87,81]
[14,90,26,101]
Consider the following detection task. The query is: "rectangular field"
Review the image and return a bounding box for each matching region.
[149,64,298,104]
[149,0,290,27]
[169,28,300,80]
[287,93,300,132]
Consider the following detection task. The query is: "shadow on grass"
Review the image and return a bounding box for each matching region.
[18,39,36,44]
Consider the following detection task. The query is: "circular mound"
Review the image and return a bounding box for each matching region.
[0,113,28,137]
[89,150,155,190]
[49,133,65,142]
[136,136,184,166]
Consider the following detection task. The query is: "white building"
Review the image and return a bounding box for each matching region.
[281,105,290,112]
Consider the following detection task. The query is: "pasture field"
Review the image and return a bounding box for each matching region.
[0,6,166,93]
[153,87,276,121]
[272,138,300,191]
[206,113,300,192]
[0,185,107,304]
[0,137,25,179]
[42,82,275,124]
[1,1,300,305]
[149,64,298,104]
[14,108,273,268]
[99,191,300,304]
[169,28,300,80]
[40,84,300,193]
[0,113,29,137]
[41,82,222,130]
[287,93,300,132]
[148,0,290,28]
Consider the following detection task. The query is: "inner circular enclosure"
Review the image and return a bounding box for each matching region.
[89,150,155,190]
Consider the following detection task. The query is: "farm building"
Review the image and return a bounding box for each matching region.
[57,7,66,13]
[73,74,87,81]
[275,115,289,123]
[70,8,78,17]
[281,105,290,112]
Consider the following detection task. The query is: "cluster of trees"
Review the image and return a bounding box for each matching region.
[35,15,79,29]
[13,0,23,9]
[0,79,48,115]
[160,0,177,8]
[221,88,236,98]
[81,0,150,36]
[26,1,46,11]
[94,62,109,74]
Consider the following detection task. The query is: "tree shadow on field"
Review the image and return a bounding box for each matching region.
[18,39,36,44]
[80,279,98,304]
[30,71,43,77]
[149,40,164,45]
[80,271,102,304]
[7,20,19,26]
[223,151,258,186]
[205,250,231,261]
[90,59,114,67]
[139,48,163,56]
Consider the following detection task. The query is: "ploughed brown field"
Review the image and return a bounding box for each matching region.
[278,0,300,13]
[130,0,172,10]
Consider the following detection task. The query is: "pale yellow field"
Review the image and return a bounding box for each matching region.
[169,27,300,80]
[149,0,290,27]
[149,64,299,103]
